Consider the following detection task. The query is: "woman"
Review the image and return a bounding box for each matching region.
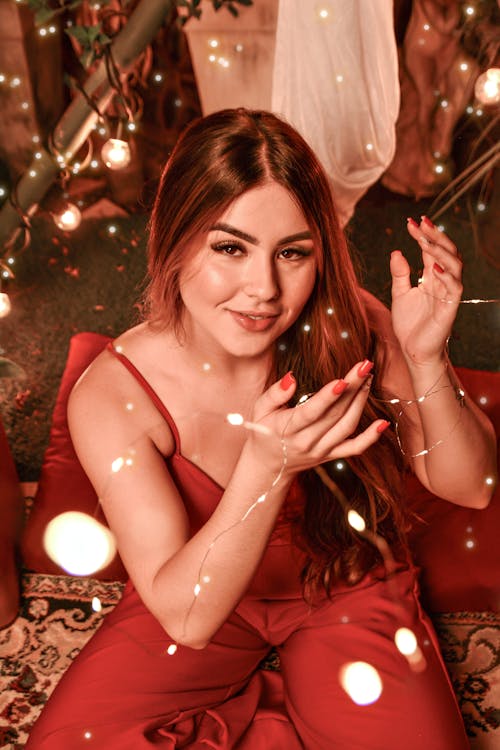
[27,109,496,749]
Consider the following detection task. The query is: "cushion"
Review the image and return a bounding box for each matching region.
[0,416,23,627]
[20,332,128,581]
[405,367,500,613]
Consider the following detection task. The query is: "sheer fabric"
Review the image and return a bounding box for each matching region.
[271,0,400,225]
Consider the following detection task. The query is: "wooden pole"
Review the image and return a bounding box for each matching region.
[0,0,172,249]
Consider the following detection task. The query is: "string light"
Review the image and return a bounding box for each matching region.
[474,68,500,105]
[52,202,82,231]
[43,511,117,576]
[101,138,131,170]
[339,662,383,705]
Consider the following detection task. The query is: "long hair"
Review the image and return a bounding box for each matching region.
[145,108,408,596]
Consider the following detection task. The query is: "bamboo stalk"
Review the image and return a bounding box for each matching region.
[0,0,173,249]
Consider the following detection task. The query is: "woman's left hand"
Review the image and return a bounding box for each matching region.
[390,216,463,366]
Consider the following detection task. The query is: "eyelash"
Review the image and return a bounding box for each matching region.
[211,241,312,260]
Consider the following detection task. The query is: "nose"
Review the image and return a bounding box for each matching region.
[243,255,280,301]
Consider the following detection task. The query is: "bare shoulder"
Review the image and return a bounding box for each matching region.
[68,324,177,488]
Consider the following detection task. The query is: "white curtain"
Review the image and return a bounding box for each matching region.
[271,0,400,226]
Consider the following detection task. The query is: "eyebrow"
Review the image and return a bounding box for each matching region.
[210,222,312,246]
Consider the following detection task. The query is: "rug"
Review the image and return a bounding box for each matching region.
[1,573,499,749]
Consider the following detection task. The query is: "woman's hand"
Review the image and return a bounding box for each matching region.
[245,361,389,477]
[390,216,463,366]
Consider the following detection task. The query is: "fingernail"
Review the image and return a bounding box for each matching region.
[433,262,445,274]
[357,360,374,378]
[407,217,418,229]
[332,379,348,395]
[421,216,435,229]
[280,371,295,390]
[376,420,391,433]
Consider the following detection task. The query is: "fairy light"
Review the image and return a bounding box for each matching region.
[127,121,136,133]
[101,138,131,170]
[339,662,383,705]
[43,511,117,576]
[434,163,445,174]
[303,323,311,332]
[327,307,334,315]
[107,224,117,235]
[423,23,430,31]
[340,330,349,339]
[111,456,125,473]
[478,396,488,405]
[208,38,219,48]
[365,143,374,151]
[208,54,216,63]
[84,731,92,740]
[485,477,494,486]
[166,643,177,656]
[217,57,230,69]
[477,202,486,212]
[474,68,500,105]
[465,538,475,549]
[92,596,102,612]
[29,169,37,178]
[125,402,134,411]
[460,62,469,72]
[0,187,6,198]
[0,292,12,318]
[52,203,82,231]
[394,627,417,656]
[464,5,476,16]
[336,74,343,83]
[202,362,211,372]
[90,159,99,169]
[234,43,244,53]
[347,509,366,532]
[335,461,345,471]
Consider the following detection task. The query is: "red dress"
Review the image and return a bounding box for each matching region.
[26,345,469,749]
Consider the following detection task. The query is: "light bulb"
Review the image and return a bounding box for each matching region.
[101,138,131,170]
[474,68,500,105]
[0,292,11,318]
[43,511,117,576]
[53,202,82,231]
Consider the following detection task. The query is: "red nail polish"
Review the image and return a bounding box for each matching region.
[421,216,435,229]
[376,420,391,433]
[433,262,445,274]
[333,379,348,395]
[280,371,295,390]
[407,217,418,229]
[357,360,374,378]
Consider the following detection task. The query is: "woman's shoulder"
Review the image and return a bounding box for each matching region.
[68,322,178,456]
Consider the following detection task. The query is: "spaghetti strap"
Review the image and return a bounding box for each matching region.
[106,341,182,453]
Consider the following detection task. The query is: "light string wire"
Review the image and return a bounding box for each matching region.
[375,361,466,459]
[180,431,289,641]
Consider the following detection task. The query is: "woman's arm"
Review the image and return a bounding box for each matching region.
[379,217,497,507]
[68,353,387,649]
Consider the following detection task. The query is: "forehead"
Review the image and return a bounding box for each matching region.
[215,183,309,236]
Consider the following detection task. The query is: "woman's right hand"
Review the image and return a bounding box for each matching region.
[248,360,389,476]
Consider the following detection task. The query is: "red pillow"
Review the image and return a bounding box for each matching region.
[405,367,500,613]
[0,416,23,626]
[21,332,128,581]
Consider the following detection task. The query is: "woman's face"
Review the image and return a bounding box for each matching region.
[179,182,318,362]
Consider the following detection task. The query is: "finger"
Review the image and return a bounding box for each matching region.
[390,250,412,298]
[253,371,297,421]
[308,375,374,454]
[287,360,374,434]
[320,419,391,462]
[407,218,462,280]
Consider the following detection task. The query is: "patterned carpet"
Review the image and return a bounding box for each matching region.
[0,573,499,749]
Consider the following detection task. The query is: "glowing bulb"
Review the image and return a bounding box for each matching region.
[460,62,469,72]
[227,413,244,426]
[347,509,366,532]
[90,159,99,168]
[340,330,349,339]
[92,596,102,612]
[303,323,311,332]
[474,68,500,105]
[485,477,494,486]
[339,662,383,705]
[43,511,116,576]
[478,396,488,405]
[208,38,219,48]
[111,456,125,473]
[335,461,345,470]
[465,5,475,16]
[167,643,177,655]
[465,538,475,549]
[101,138,131,170]
[10,77,21,87]
[327,307,334,315]
[208,54,216,63]
[153,72,163,83]
[107,225,117,235]
[365,143,374,151]
[395,627,417,655]
[202,362,211,372]
[336,74,344,83]
[194,583,201,596]
[53,203,82,231]
[0,292,12,318]
[434,163,444,174]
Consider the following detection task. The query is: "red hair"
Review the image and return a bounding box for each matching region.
[145,109,408,595]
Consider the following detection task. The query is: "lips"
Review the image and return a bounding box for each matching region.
[229,310,279,332]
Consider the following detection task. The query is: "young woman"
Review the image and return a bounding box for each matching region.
[27,109,496,749]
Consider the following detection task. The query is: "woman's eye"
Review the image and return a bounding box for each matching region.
[211,242,244,256]
[279,247,311,260]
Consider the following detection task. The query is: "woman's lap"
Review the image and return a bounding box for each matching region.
[26,569,468,749]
